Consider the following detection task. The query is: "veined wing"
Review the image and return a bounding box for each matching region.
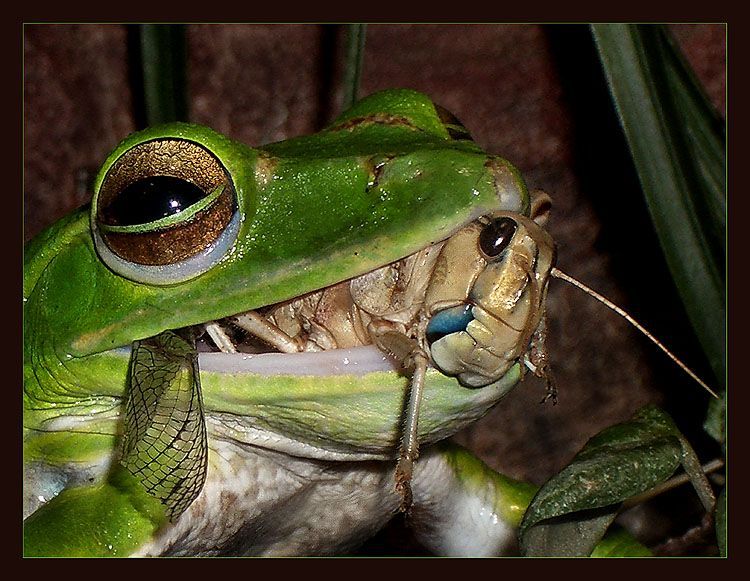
[120,330,207,520]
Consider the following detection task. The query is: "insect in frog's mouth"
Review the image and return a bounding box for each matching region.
[188,298,516,379]
[189,302,482,379]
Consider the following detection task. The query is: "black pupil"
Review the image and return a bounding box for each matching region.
[100,176,207,226]
[479,217,517,257]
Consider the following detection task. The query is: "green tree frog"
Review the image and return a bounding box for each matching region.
[24,88,556,556]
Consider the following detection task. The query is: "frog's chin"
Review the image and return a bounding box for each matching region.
[197,344,399,377]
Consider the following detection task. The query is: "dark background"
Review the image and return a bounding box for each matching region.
[23,23,726,554]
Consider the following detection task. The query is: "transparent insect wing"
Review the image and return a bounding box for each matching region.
[120,331,208,520]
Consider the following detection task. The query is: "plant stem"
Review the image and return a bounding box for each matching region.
[622,458,723,510]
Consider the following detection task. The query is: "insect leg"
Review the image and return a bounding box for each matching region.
[370,329,429,512]
[395,351,429,513]
[204,321,237,353]
[231,311,302,353]
[523,315,558,405]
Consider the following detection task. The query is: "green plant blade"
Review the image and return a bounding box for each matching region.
[591,24,726,387]
[522,508,619,557]
[342,24,367,110]
[519,406,684,556]
[703,388,726,447]
[137,24,189,126]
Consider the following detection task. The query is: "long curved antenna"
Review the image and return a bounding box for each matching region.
[551,267,718,399]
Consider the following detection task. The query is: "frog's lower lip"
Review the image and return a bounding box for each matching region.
[197,345,399,376]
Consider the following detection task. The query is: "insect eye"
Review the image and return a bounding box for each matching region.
[478,217,517,258]
[92,138,240,285]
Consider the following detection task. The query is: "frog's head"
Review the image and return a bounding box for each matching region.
[423,193,556,387]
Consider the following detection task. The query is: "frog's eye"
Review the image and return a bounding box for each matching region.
[478,217,517,258]
[92,139,240,285]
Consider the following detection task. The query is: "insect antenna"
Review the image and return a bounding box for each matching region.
[550,267,719,399]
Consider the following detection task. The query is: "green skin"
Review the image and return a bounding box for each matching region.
[23,89,642,557]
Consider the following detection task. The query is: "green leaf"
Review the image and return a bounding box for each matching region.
[590,526,653,557]
[591,24,726,387]
[703,389,726,447]
[519,406,683,556]
[716,487,726,556]
[522,508,619,557]
[675,432,716,513]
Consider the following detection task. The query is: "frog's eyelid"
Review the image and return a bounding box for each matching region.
[93,210,241,286]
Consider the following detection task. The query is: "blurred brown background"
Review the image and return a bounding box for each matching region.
[23,23,726,554]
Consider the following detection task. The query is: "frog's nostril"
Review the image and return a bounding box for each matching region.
[426,304,475,345]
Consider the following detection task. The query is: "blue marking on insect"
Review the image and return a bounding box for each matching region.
[426,303,475,344]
